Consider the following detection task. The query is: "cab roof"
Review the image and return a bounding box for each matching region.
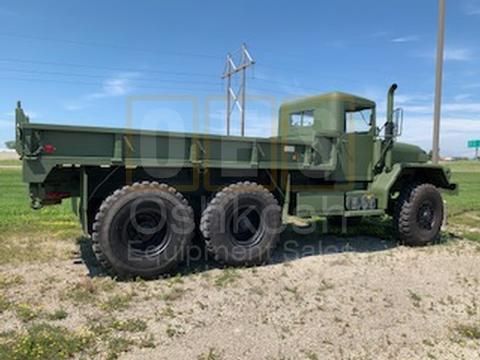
[281,92,376,112]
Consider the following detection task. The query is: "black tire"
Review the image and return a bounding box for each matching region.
[394,183,444,246]
[200,182,282,266]
[92,182,194,279]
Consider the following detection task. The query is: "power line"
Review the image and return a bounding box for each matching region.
[0,56,337,97]
[0,66,315,94]
[0,74,308,98]
[0,58,337,93]
[0,57,218,78]
[0,33,224,60]
[0,67,223,87]
[252,75,323,92]
[0,76,222,93]
[0,33,375,89]
[0,32,362,76]
[0,59,327,93]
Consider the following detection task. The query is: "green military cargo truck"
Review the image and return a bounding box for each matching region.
[15,84,457,278]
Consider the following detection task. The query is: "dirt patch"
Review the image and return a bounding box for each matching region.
[1,235,479,359]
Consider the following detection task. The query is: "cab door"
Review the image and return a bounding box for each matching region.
[336,108,375,182]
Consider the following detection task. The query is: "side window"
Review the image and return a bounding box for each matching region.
[290,110,314,128]
[346,109,373,133]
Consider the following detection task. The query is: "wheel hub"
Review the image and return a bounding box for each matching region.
[229,205,261,245]
[124,207,169,256]
[417,202,435,231]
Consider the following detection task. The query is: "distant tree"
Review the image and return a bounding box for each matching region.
[4,140,15,149]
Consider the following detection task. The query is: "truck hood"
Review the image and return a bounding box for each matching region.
[392,142,428,164]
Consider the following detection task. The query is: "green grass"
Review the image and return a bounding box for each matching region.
[15,303,41,322]
[443,160,480,173]
[0,323,92,360]
[0,168,78,236]
[110,319,147,332]
[0,168,80,264]
[46,308,68,321]
[444,163,480,214]
[0,159,21,166]
[455,323,480,340]
[443,161,480,235]
[214,268,241,287]
[197,347,224,360]
[0,295,10,313]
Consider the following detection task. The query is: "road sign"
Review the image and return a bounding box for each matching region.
[468,140,480,148]
[469,140,480,159]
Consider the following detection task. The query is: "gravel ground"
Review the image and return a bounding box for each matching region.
[1,234,479,359]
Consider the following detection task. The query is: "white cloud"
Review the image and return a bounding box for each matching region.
[463,83,480,89]
[244,111,277,137]
[389,92,480,157]
[454,93,472,101]
[64,103,85,111]
[415,47,474,62]
[464,0,480,15]
[391,35,419,43]
[400,114,480,157]
[65,72,139,111]
[207,107,277,137]
[87,73,137,99]
[444,47,474,61]
[400,100,480,115]
[444,102,480,113]
[403,105,433,113]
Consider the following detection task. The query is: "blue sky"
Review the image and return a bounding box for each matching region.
[0,0,479,157]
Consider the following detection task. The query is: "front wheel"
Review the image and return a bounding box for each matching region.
[394,183,444,246]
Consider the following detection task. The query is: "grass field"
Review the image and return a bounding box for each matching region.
[0,159,22,166]
[0,165,79,265]
[0,160,479,359]
[443,161,480,241]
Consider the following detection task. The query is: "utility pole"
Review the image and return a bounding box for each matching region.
[432,0,446,164]
[222,43,255,136]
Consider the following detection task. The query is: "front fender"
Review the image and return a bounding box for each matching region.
[370,163,458,210]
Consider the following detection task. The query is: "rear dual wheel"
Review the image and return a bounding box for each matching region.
[92,182,194,279]
[92,181,282,278]
[200,182,282,266]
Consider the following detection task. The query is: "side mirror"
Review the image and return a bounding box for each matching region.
[393,108,404,137]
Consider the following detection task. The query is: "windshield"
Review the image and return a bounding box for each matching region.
[345,108,373,133]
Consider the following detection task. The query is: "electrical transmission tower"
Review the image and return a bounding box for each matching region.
[222,43,255,136]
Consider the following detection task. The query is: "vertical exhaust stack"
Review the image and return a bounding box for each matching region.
[385,83,398,141]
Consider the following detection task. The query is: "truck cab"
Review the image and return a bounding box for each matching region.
[277,87,454,223]
[279,92,378,181]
